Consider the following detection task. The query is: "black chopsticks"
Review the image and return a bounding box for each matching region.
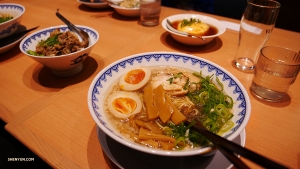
[190,120,288,169]
[0,26,39,47]
[214,142,250,169]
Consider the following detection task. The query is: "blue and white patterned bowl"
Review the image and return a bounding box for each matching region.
[0,3,25,39]
[19,25,99,77]
[87,52,251,156]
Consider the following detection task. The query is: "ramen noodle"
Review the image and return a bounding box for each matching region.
[105,66,234,150]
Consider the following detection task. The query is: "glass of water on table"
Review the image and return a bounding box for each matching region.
[140,0,161,26]
[234,0,280,71]
[250,46,300,102]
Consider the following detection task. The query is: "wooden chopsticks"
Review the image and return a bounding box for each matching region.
[190,120,288,169]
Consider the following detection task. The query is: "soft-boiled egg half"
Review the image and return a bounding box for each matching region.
[107,91,142,119]
[119,67,151,91]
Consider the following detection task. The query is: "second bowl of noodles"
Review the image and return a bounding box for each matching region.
[88,52,251,157]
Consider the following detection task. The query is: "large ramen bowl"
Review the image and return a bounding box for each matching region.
[0,3,25,39]
[88,52,251,157]
[162,14,226,46]
[19,25,99,77]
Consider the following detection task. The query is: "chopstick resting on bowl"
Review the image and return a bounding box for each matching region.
[0,26,39,47]
[187,120,288,169]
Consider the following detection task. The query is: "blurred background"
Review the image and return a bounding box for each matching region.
[162,0,300,33]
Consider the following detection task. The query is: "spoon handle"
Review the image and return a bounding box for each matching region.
[55,9,82,40]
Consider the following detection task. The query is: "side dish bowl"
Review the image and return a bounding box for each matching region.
[77,0,109,9]
[87,52,251,157]
[19,25,99,77]
[162,14,226,45]
[108,3,140,17]
[0,3,25,39]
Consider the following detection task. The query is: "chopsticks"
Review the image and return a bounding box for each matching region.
[189,120,288,169]
[214,142,250,169]
[0,26,39,47]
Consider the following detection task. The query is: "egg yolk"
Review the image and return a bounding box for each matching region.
[124,69,145,84]
[112,97,137,114]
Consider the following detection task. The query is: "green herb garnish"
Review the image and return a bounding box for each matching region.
[38,33,61,47]
[26,50,43,56]
[0,15,13,23]
[181,18,201,28]
[187,71,234,134]
[164,121,210,149]
[167,72,183,84]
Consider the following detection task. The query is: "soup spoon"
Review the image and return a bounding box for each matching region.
[55,9,89,48]
[166,19,206,42]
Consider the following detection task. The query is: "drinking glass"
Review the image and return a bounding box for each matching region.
[140,0,161,26]
[250,46,300,102]
[234,0,280,71]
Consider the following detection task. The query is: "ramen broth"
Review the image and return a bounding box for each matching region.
[104,66,234,150]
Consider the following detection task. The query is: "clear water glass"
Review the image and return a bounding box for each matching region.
[250,46,300,102]
[234,0,280,71]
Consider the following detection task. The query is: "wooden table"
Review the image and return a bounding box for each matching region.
[1,0,299,168]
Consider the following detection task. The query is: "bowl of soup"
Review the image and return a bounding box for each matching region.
[88,52,251,157]
[0,3,25,39]
[162,14,226,45]
[108,0,140,17]
[19,25,99,77]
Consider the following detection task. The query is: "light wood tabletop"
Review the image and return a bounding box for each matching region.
[1,0,300,168]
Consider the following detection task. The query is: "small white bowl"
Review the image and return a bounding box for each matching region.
[77,0,109,9]
[88,52,251,157]
[19,25,99,77]
[162,14,226,46]
[109,3,140,17]
[0,3,25,39]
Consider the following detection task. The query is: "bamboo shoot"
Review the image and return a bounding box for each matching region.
[144,85,159,120]
[138,127,176,142]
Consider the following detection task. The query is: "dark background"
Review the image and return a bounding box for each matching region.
[162,0,300,32]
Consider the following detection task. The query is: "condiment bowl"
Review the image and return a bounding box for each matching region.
[162,14,226,45]
[0,3,25,39]
[87,52,251,157]
[19,25,99,77]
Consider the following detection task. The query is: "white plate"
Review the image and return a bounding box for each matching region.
[77,0,109,9]
[0,25,26,55]
[97,127,246,169]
